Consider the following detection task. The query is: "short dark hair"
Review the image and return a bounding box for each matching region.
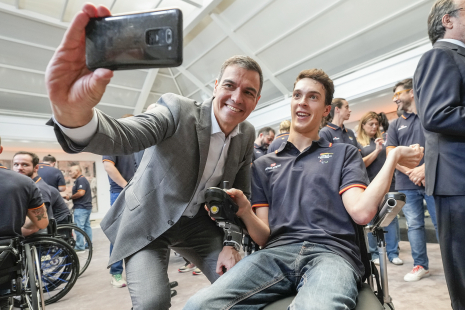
[329,98,347,120]
[257,127,275,137]
[428,0,458,44]
[378,112,390,132]
[14,151,39,167]
[217,55,263,96]
[43,154,57,163]
[293,69,334,106]
[393,78,413,92]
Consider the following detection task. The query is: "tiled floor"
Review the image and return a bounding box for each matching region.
[45,227,452,310]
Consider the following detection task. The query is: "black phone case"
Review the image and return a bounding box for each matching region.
[85,9,183,71]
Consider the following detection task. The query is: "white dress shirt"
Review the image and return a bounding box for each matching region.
[438,39,465,49]
[53,106,237,217]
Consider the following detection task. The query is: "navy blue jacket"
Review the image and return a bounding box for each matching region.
[414,41,465,196]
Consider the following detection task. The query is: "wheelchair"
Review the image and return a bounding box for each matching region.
[205,184,406,310]
[0,237,45,310]
[53,214,93,277]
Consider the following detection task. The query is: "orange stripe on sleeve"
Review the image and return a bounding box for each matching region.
[339,184,367,195]
[386,146,396,150]
[77,189,86,193]
[252,203,269,209]
[102,159,115,164]
[29,203,45,211]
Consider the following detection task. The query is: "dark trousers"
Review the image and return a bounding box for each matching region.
[124,208,224,310]
[434,195,465,310]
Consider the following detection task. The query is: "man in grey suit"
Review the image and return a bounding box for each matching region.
[44,4,262,309]
[414,0,465,308]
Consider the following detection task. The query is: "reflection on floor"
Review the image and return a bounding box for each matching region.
[46,228,451,310]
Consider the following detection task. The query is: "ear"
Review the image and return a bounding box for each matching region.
[442,14,454,30]
[323,105,331,117]
[213,79,219,96]
[0,146,3,154]
[33,164,39,173]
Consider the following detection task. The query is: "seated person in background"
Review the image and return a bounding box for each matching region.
[0,138,48,309]
[319,98,358,148]
[37,154,66,192]
[356,111,402,266]
[267,119,290,153]
[13,151,53,235]
[185,69,423,310]
[253,127,275,161]
[49,186,71,225]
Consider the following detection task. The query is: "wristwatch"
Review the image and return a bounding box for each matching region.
[223,241,241,252]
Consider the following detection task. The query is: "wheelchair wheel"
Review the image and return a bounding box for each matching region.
[56,224,92,277]
[22,237,80,305]
[23,243,43,310]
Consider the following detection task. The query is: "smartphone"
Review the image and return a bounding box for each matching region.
[85,8,183,71]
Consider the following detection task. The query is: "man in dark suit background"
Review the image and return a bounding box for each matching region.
[414,0,465,308]
[44,4,262,309]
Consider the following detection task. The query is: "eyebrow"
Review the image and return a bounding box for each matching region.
[293,90,322,96]
[222,79,258,96]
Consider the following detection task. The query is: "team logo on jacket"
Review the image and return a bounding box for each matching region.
[265,163,281,171]
[318,153,333,164]
[349,136,353,141]
[333,137,340,140]
[398,125,408,131]
[79,185,83,188]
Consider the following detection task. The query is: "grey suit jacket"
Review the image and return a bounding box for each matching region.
[48,94,255,264]
[414,41,465,196]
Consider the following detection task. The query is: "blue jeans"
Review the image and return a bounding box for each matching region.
[73,208,92,251]
[109,192,124,275]
[400,189,438,269]
[368,216,400,261]
[184,242,360,310]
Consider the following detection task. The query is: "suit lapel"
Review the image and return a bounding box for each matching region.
[194,98,213,187]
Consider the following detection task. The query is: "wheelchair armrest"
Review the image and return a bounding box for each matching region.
[372,192,406,229]
[47,218,58,235]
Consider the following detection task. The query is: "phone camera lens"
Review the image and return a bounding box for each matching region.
[166,29,172,44]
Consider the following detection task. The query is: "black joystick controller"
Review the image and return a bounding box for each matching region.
[204,182,246,229]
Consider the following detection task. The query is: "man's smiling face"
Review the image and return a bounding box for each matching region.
[290,78,330,135]
[212,65,261,135]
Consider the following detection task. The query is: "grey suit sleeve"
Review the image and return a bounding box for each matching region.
[48,94,181,155]
[414,48,465,136]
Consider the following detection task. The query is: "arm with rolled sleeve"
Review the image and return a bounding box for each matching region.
[414,48,465,135]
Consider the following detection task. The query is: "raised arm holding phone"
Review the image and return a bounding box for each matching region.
[45,4,263,309]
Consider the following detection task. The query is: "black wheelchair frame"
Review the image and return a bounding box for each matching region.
[205,186,406,310]
[0,237,45,310]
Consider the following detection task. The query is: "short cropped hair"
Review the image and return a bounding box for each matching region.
[43,154,57,163]
[329,98,347,120]
[293,69,334,106]
[279,120,291,133]
[428,0,458,44]
[14,151,39,167]
[217,55,263,96]
[257,126,275,137]
[393,78,413,92]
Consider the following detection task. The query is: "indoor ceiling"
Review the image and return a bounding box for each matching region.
[0,0,435,122]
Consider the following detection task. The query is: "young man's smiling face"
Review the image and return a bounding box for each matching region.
[290,78,331,136]
[212,65,261,135]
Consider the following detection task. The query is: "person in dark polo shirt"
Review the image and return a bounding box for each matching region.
[12,152,53,233]
[386,78,438,282]
[185,69,423,310]
[267,120,290,154]
[65,165,92,252]
[319,98,358,148]
[102,154,137,288]
[49,186,71,225]
[37,154,66,192]
[252,127,275,161]
[356,111,401,266]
